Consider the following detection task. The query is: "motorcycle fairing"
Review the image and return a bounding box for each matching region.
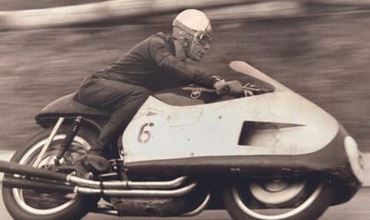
[121,61,363,192]
[122,60,342,163]
[122,91,338,163]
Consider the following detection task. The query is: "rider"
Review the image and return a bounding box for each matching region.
[75,9,243,171]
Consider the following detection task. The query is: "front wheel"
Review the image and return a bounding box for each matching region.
[223,175,334,220]
[2,125,99,220]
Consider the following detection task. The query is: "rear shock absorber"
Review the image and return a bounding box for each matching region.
[54,116,83,165]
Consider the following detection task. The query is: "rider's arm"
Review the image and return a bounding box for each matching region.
[148,36,222,88]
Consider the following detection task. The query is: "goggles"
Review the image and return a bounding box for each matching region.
[194,31,212,46]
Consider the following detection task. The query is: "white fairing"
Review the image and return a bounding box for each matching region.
[122,61,339,163]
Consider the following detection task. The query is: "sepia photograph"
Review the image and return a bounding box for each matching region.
[0,0,369,219]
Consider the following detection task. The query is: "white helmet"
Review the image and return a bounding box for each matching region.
[172,9,212,48]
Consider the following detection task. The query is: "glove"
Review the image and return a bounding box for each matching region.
[243,83,257,96]
[243,83,268,96]
[214,80,244,96]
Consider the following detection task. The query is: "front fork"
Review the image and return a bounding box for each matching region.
[33,116,83,167]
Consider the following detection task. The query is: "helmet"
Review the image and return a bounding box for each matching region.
[172,9,212,61]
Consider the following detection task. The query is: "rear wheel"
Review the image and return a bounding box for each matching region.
[223,175,334,220]
[2,126,99,220]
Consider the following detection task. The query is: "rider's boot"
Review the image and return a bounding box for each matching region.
[74,145,112,177]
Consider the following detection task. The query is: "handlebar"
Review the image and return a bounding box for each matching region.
[183,83,269,98]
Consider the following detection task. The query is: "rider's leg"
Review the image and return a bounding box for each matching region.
[77,77,151,155]
[91,87,151,154]
[75,78,151,175]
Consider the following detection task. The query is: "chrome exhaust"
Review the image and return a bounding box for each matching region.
[3,176,74,193]
[0,160,187,190]
[67,175,187,189]
[75,183,197,197]
[3,176,197,197]
[0,160,68,182]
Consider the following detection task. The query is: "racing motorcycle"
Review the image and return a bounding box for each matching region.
[0,61,364,220]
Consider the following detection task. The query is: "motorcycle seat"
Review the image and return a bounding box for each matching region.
[35,93,110,122]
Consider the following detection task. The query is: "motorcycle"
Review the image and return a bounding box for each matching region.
[0,61,364,220]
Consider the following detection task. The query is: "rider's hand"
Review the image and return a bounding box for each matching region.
[214,80,244,96]
[243,83,257,96]
[243,83,267,96]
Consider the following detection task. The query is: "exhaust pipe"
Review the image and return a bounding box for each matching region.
[3,176,74,193]
[3,176,197,197]
[67,175,187,189]
[0,160,68,182]
[77,183,197,197]
[0,160,187,190]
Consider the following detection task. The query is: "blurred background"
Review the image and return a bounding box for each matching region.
[0,0,369,151]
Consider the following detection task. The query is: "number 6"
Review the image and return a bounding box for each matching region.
[137,122,154,143]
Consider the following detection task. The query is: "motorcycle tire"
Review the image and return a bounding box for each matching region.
[2,125,100,220]
[222,176,334,220]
